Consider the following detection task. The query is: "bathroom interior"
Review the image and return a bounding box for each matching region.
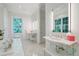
[0,3,79,56]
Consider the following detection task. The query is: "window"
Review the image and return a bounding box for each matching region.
[13,17,22,33]
[62,17,68,32]
[54,17,68,33]
[55,18,61,32]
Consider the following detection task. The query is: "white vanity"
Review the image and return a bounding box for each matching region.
[43,33,77,56]
[27,30,37,41]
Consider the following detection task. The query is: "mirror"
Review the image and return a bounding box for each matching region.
[52,3,69,33]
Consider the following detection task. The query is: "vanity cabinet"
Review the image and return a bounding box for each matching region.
[44,33,77,56]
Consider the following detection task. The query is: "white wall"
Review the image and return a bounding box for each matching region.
[71,3,79,55]
[39,3,46,44]
[3,6,12,41]
[22,17,32,34]
[71,3,79,40]
[31,10,39,32]
[0,4,12,42]
[0,4,4,30]
[31,3,46,44]
[53,4,68,20]
[46,4,53,35]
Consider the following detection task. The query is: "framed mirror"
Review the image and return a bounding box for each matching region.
[52,3,69,33]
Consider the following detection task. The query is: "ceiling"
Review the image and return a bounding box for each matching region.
[2,3,68,16]
[46,3,68,11]
[4,3,40,16]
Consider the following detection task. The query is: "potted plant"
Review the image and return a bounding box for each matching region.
[0,29,4,40]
